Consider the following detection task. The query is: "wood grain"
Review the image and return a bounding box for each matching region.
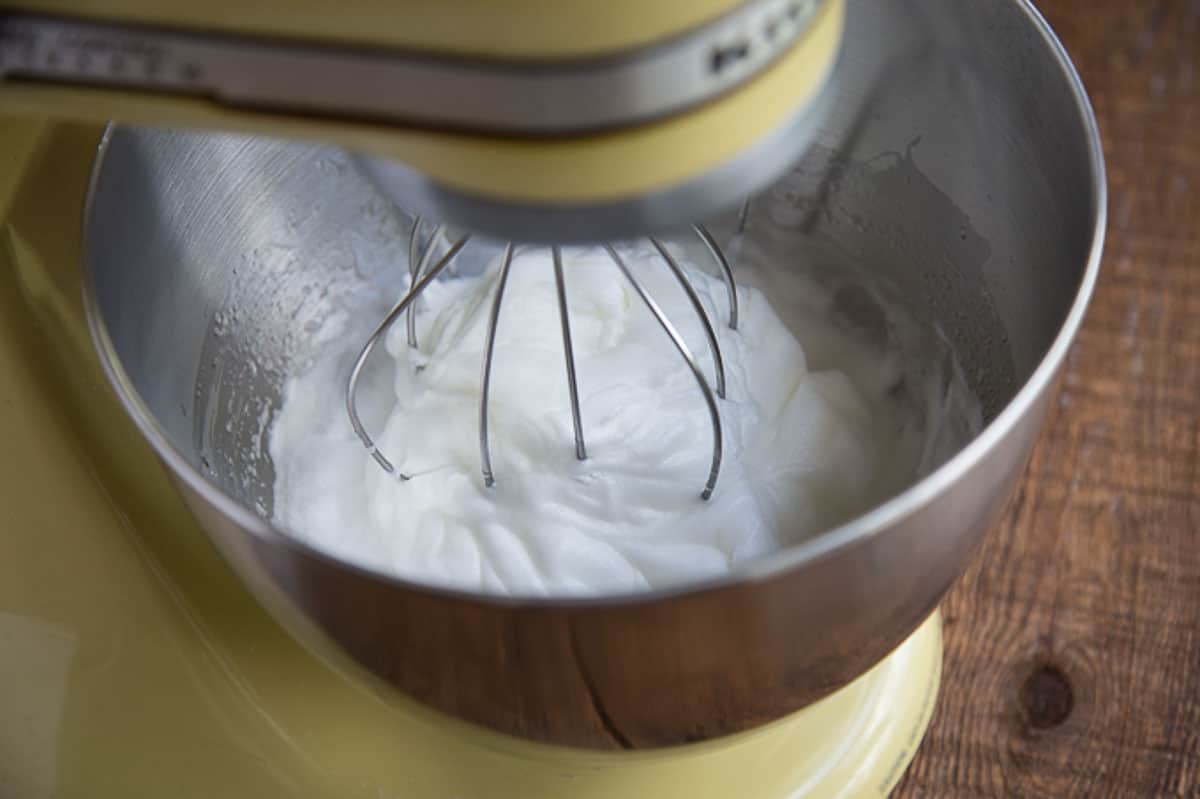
[895,0,1200,796]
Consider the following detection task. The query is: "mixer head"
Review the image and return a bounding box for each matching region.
[0,0,843,241]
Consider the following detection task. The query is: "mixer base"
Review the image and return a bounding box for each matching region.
[0,119,940,798]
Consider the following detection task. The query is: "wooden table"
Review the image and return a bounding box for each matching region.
[896,1,1200,795]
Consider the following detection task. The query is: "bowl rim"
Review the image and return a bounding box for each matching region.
[80,0,1106,611]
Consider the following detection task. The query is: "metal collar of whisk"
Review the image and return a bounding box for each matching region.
[345,222,740,500]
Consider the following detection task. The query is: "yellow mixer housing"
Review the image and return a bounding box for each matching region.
[0,0,843,239]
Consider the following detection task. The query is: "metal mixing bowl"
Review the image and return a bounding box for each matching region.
[82,0,1104,750]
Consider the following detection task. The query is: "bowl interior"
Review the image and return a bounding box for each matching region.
[84,0,1100,589]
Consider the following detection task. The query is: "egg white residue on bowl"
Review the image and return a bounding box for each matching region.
[268,242,980,597]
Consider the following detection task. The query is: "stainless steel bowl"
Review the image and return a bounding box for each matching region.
[82,0,1104,750]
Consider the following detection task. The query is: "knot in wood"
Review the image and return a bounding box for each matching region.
[1020,663,1074,729]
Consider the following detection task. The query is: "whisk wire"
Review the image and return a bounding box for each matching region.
[553,246,588,462]
[346,234,470,477]
[604,244,723,500]
[694,223,739,331]
[406,221,444,350]
[478,243,515,488]
[650,238,727,400]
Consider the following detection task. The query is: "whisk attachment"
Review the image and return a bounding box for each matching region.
[347,224,738,499]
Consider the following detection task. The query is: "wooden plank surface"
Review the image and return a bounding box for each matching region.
[895,1,1200,796]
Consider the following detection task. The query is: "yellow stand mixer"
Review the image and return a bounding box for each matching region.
[2,0,1109,794]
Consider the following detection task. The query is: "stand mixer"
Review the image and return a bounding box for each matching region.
[0,1,1105,797]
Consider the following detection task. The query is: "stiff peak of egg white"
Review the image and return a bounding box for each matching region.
[270,244,908,597]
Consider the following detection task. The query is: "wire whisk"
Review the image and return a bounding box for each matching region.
[346,223,741,500]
